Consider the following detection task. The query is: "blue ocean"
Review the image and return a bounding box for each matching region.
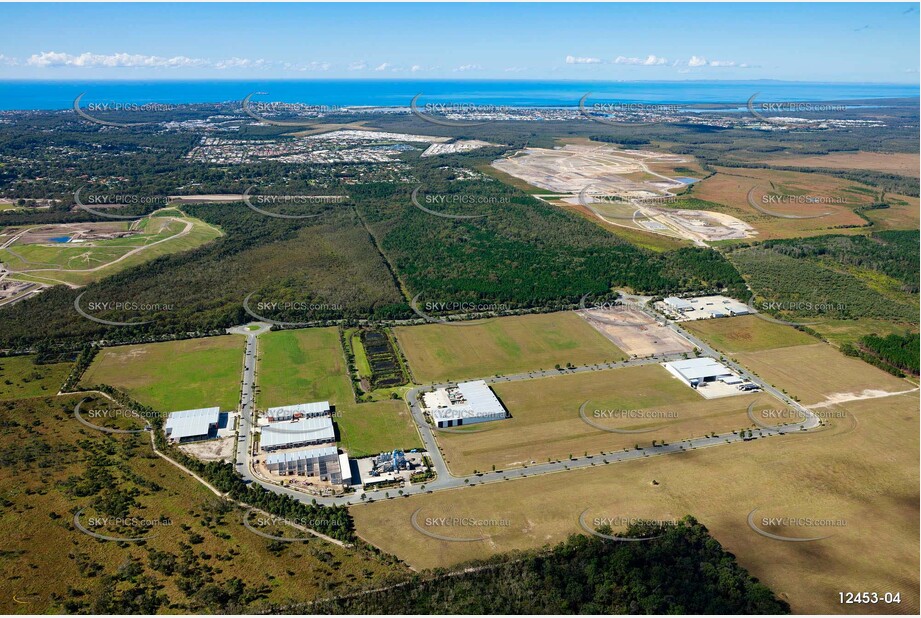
[0,80,917,111]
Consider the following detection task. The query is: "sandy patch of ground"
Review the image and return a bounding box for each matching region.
[578,308,694,357]
[656,209,755,242]
[808,387,920,409]
[179,436,236,462]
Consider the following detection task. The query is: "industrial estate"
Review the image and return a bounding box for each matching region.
[0,3,917,614]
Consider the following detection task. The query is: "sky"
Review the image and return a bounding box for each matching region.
[0,2,918,83]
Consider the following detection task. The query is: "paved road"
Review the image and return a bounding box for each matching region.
[228,323,271,474]
[226,304,820,509]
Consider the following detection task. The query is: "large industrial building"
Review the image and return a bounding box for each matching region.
[264,446,343,482]
[265,401,331,422]
[661,295,751,321]
[164,407,221,443]
[663,357,741,388]
[260,415,336,452]
[425,379,508,428]
[663,296,694,313]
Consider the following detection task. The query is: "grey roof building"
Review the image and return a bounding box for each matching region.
[260,416,336,452]
[164,407,221,443]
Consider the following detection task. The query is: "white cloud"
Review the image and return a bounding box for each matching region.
[215,57,269,70]
[565,55,602,65]
[410,64,423,73]
[24,50,315,71]
[0,54,17,66]
[614,55,668,66]
[27,51,206,68]
[504,66,527,73]
[454,64,482,72]
[282,61,330,72]
[682,56,750,69]
[373,62,393,71]
[348,61,367,71]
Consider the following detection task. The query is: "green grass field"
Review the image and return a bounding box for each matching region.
[257,329,420,457]
[394,312,627,384]
[437,364,762,475]
[80,336,243,412]
[258,328,353,406]
[0,213,222,287]
[0,355,71,400]
[683,315,818,354]
[347,330,372,379]
[0,394,404,614]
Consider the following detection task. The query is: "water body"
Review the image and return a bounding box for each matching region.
[674,177,699,185]
[0,80,917,111]
[48,236,71,243]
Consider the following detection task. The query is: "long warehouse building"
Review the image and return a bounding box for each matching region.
[265,401,331,422]
[264,446,343,483]
[164,407,221,443]
[260,415,336,452]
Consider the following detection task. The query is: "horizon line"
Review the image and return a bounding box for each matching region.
[0,77,918,87]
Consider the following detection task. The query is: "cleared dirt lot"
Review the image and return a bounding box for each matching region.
[436,364,765,475]
[734,342,914,406]
[352,390,919,614]
[578,307,694,356]
[179,436,235,462]
[492,144,691,196]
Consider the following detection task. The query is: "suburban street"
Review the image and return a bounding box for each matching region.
[227,301,821,509]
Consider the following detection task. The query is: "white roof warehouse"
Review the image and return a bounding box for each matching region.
[260,416,336,451]
[663,358,736,387]
[265,401,331,422]
[165,407,221,443]
[431,380,508,428]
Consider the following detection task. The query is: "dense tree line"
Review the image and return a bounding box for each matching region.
[842,332,920,377]
[305,517,790,614]
[756,230,919,293]
[728,234,919,324]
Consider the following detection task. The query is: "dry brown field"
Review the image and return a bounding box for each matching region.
[763,152,920,177]
[352,390,919,614]
[436,364,763,474]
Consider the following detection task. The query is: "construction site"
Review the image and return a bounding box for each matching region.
[577,304,695,357]
[492,143,755,245]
